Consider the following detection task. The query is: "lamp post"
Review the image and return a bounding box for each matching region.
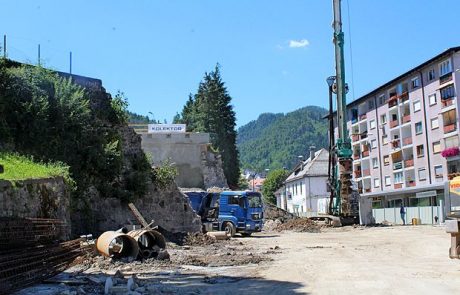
[326,75,336,215]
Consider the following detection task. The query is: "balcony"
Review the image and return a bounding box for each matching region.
[394,183,403,189]
[353,153,360,160]
[362,169,371,177]
[388,96,398,108]
[444,123,457,134]
[354,170,362,178]
[361,150,370,158]
[364,188,372,193]
[393,161,403,170]
[406,181,416,187]
[400,92,409,103]
[404,159,414,168]
[442,98,454,108]
[402,114,411,124]
[359,114,367,121]
[391,139,400,149]
[440,73,453,85]
[390,120,399,128]
[402,137,412,146]
[352,134,360,142]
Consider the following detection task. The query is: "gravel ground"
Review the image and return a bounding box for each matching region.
[15,225,460,295]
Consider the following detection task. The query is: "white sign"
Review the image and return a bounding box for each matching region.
[416,190,437,198]
[148,124,186,133]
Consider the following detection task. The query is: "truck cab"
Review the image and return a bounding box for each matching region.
[184,191,264,237]
[218,191,263,236]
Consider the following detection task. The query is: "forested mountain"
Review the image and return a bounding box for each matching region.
[237,106,329,171]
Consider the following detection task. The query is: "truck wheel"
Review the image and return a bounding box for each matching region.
[241,232,252,237]
[223,222,236,237]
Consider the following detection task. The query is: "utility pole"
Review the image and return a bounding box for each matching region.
[38,44,41,65]
[3,35,6,58]
[69,51,72,74]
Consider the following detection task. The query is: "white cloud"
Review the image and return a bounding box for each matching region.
[288,39,310,48]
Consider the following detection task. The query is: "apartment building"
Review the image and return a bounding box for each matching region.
[334,47,460,222]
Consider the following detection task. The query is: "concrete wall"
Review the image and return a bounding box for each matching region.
[141,133,227,188]
[0,177,70,235]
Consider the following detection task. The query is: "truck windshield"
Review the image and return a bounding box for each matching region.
[248,195,262,208]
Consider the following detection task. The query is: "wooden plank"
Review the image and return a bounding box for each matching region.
[128,203,151,228]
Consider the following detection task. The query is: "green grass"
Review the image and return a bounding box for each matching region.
[0,152,71,182]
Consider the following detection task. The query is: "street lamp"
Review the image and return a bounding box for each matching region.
[326,76,336,215]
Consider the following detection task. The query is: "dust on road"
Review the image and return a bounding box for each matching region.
[16,225,460,295]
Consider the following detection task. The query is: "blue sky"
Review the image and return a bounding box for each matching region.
[1,0,460,127]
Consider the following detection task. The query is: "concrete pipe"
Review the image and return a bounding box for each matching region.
[127,229,166,259]
[96,231,139,259]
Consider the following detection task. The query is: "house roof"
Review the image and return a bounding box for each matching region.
[285,148,329,182]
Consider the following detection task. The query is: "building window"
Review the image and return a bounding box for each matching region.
[440,85,455,100]
[380,114,387,124]
[445,135,459,148]
[378,94,386,105]
[371,139,377,149]
[368,99,375,110]
[429,93,437,106]
[418,168,427,181]
[382,135,388,145]
[413,100,421,112]
[369,119,376,129]
[394,172,403,184]
[411,77,420,89]
[428,69,435,81]
[439,59,452,77]
[431,117,439,130]
[416,144,424,157]
[433,141,441,154]
[383,155,390,166]
[300,182,303,194]
[385,176,391,186]
[434,165,443,180]
[372,157,378,169]
[415,122,423,134]
[374,178,380,188]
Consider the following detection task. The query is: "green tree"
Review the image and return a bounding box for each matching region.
[181,64,240,187]
[262,169,288,204]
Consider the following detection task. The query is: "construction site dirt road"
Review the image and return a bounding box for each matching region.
[16,225,460,295]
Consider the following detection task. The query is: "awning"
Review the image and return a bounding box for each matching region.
[361,183,446,198]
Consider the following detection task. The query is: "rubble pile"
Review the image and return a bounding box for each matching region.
[274,218,321,233]
[184,232,216,246]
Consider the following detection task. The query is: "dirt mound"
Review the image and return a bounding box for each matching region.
[263,203,297,222]
[275,218,321,233]
[184,233,216,246]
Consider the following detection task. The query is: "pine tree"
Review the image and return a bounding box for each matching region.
[182,64,240,187]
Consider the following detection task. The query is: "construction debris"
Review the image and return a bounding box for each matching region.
[274,218,321,233]
[0,224,90,295]
[0,217,69,250]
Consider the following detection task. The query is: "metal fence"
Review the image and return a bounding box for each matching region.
[372,205,442,225]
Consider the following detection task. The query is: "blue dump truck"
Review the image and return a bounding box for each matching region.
[184,191,264,237]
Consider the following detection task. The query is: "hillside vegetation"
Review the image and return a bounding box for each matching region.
[0,153,71,182]
[237,106,328,171]
[0,59,151,202]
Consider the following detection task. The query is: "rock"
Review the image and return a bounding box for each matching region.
[127,276,136,291]
[104,277,113,295]
[157,249,170,261]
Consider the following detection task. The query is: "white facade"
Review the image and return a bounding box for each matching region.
[278,149,330,217]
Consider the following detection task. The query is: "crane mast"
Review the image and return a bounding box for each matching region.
[330,0,359,222]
